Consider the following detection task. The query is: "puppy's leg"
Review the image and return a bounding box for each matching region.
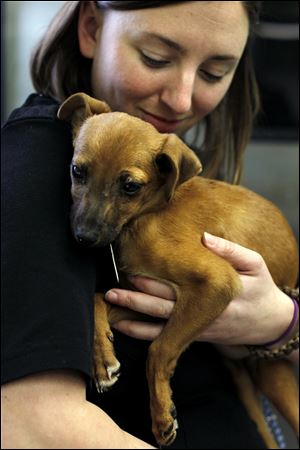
[146,270,240,447]
[93,293,121,393]
[225,360,279,449]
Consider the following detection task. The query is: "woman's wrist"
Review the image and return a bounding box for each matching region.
[265,291,299,350]
[247,287,299,360]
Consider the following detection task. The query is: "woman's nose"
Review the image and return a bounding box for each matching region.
[160,72,195,115]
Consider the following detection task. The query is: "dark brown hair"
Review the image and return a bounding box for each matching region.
[30,1,262,183]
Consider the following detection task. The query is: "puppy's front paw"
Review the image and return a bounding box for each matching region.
[154,404,178,447]
[94,359,121,393]
[93,330,121,393]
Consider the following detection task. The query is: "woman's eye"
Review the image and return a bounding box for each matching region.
[200,70,224,83]
[141,52,170,68]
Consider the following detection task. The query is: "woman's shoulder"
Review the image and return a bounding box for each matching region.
[4,93,62,125]
[2,93,73,166]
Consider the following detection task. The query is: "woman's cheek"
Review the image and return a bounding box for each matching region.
[195,81,232,115]
[114,59,162,100]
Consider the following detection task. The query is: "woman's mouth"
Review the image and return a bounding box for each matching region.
[139,109,185,133]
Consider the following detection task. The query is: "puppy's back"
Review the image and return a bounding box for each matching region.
[125,177,298,288]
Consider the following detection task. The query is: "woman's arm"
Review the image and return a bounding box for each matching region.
[105,234,298,365]
[1,370,156,449]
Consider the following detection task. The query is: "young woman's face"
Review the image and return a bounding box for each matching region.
[82,1,249,135]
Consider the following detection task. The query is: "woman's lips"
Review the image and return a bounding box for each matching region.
[139,109,185,133]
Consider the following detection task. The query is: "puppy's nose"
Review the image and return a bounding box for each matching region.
[75,232,98,247]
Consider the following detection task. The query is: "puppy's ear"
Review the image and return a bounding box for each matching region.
[155,134,202,201]
[57,92,111,137]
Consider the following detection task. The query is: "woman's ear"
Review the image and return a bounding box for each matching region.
[78,1,102,59]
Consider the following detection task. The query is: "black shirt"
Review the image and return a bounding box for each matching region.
[1,94,266,449]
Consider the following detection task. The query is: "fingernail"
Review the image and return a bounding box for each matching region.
[105,290,118,302]
[203,232,216,246]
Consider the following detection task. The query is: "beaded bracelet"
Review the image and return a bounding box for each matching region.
[247,286,299,360]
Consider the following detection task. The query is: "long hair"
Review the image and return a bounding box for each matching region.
[30,1,262,183]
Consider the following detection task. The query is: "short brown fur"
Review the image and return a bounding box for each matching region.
[58,93,299,448]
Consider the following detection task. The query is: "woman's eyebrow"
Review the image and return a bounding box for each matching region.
[140,32,184,53]
[139,32,238,61]
[209,55,238,62]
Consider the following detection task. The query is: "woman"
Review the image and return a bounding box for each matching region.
[1,1,298,448]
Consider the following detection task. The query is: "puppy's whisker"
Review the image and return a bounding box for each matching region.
[110,243,119,284]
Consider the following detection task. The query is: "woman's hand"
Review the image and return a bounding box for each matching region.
[105,232,295,348]
[198,233,294,347]
[105,277,175,340]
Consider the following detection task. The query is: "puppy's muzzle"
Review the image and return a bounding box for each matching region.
[71,206,120,247]
[73,223,119,248]
[75,229,98,247]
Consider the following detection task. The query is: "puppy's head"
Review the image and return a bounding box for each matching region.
[58,93,202,247]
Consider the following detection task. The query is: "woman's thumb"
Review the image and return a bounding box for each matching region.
[202,232,262,272]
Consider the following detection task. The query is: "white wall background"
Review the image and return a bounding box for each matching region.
[2,1,64,120]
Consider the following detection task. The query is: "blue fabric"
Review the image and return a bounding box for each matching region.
[262,397,286,449]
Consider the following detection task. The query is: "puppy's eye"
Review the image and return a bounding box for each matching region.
[121,177,143,196]
[71,164,87,182]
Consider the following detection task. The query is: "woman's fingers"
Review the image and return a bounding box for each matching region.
[113,320,165,340]
[202,232,264,273]
[105,288,174,319]
[128,276,176,300]
[105,276,175,341]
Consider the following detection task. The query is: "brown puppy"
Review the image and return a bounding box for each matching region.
[58,93,299,448]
